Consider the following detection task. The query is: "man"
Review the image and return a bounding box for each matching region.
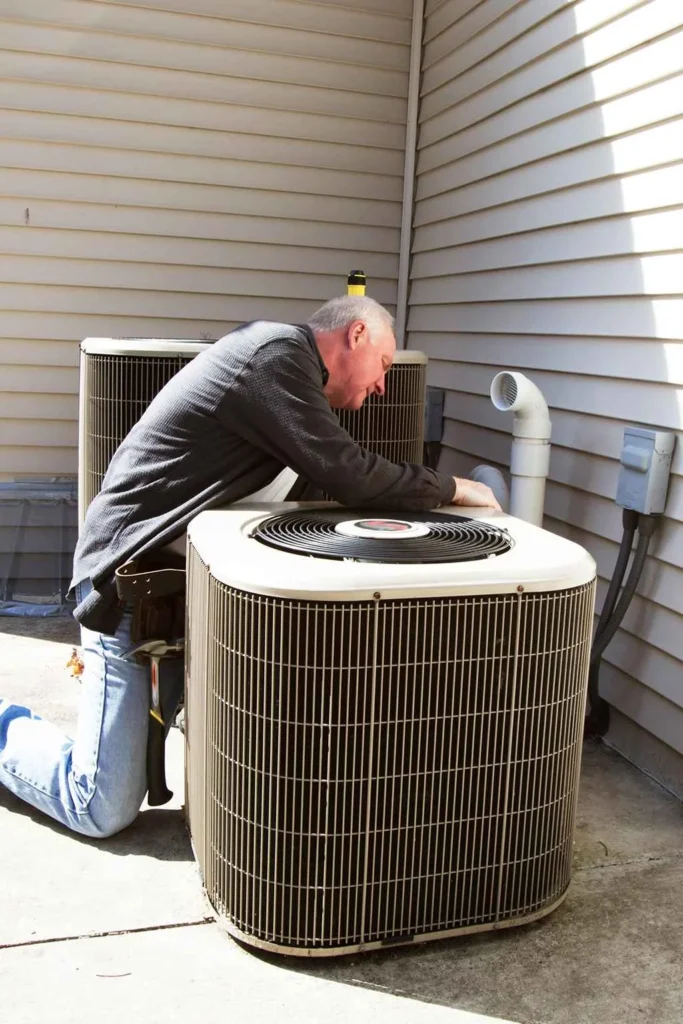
[0,296,500,839]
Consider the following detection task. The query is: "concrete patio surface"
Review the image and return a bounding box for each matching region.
[1,614,681,1024]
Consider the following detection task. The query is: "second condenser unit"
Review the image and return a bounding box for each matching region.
[78,339,428,519]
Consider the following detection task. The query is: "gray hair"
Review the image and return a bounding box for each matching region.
[306,295,394,336]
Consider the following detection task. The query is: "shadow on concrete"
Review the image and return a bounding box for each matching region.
[245,741,683,1024]
[0,784,193,861]
[0,614,80,645]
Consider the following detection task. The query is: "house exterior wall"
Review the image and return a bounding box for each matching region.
[0,0,412,480]
[409,0,683,771]
[2,0,681,782]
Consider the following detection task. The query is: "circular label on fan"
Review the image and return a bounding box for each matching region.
[360,519,411,532]
[334,518,430,540]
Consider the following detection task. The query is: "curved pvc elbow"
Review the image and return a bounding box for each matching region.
[490,371,551,441]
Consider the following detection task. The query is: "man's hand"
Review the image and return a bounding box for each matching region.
[451,477,502,512]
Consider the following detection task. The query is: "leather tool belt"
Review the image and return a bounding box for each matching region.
[115,555,186,645]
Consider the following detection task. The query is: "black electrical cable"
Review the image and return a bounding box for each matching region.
[584,662,610,736]
[594,508,638,642]
[585,511,655,737]
[589,513,656,668]
[586,510,636,734]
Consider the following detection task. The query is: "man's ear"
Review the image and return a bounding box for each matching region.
[347,320,366,350]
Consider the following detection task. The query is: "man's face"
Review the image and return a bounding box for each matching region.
[327,320,396,411]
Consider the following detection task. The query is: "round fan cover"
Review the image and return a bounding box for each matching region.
[253,509,512,564]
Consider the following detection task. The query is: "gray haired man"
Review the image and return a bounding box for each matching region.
[0,297,500,838]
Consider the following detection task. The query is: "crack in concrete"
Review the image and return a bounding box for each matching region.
[8,852,679,953]
[0,916,215,951]
[574,850,683,874]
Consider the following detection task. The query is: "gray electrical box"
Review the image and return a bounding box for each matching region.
[616,427,675,514]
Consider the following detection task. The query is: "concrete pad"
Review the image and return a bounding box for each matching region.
[285,744,683,1024]
[0,732,208,947]
[573,740,683,867]
[0,615,80,644]
[289,856,683,1024]
[2,620,682,1024]
[0,619,208,946]
[0,618,81,733]
[0,923,515,1024]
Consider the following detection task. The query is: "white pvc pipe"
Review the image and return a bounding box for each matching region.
[394,0,424,349]
[490,371,552,527]
[507,441,550,526]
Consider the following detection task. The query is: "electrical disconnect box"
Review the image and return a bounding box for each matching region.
[616,427,675,514]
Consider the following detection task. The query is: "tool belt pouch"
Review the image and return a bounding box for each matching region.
[115,555,186,645]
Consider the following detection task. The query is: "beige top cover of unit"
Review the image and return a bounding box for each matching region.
[80,339,426,363]
[390,350,427,364]
[188,503,596,600]
[81,338,211,357]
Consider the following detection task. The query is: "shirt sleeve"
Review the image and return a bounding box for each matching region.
[216,337,456,511]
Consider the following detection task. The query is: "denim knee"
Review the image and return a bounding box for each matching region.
[73,786,145,839]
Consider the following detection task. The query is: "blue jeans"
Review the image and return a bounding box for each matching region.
[0,581,184,837]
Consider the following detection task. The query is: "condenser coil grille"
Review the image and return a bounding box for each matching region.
[186,545,594,954]
[336,358,425,464]
[82,353,195,509]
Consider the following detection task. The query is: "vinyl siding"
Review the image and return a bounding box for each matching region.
[0,0,412,479]
[408,0,683,759]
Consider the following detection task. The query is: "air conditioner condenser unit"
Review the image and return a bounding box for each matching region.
[78,342,428,520]
[185,503,596,956]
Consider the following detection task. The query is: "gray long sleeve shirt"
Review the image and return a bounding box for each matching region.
[72,321,456,633]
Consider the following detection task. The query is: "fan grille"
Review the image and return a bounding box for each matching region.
[253,509,512,563]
